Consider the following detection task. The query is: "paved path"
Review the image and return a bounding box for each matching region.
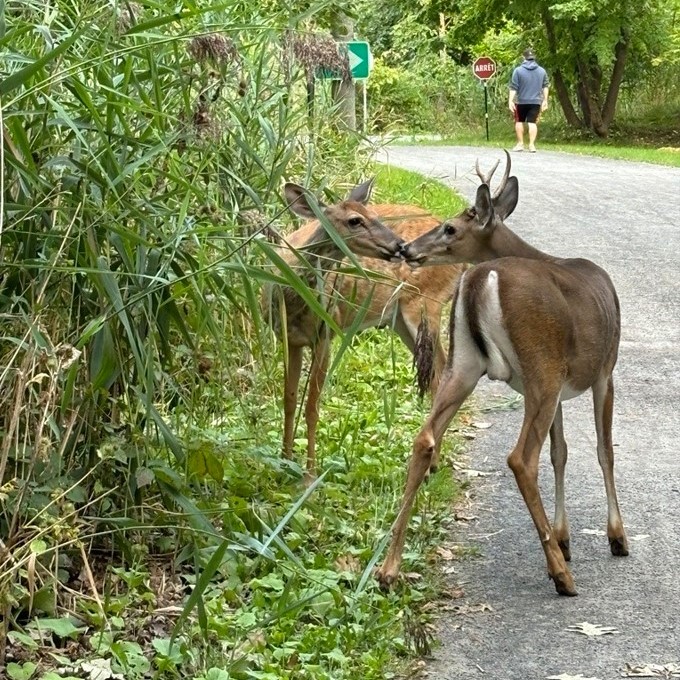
[377,146,680,680]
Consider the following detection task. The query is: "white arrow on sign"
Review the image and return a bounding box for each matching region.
[348,50,363,73]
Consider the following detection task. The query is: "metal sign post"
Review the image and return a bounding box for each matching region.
[472,56,497,142]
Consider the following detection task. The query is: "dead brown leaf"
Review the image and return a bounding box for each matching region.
[436,546,455,561]
[566,621,619,637]
[335,554,361,573]
[621,663,680,678]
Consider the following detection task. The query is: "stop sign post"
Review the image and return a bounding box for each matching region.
[472,56,497,141]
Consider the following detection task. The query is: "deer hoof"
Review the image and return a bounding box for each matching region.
[609,535,629,557]
[375,564,399,590]
[551,570,578,597]
[558,539,572,562]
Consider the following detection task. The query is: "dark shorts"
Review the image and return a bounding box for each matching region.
[515,104,541,123]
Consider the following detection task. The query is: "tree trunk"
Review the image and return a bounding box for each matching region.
[540,8,583,128]
[331,14,356,131]
[553,70,583,127]
[576,80,592,129]
[577,58,608,136]
[601,29,630,128]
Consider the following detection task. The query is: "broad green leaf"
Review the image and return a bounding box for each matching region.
[28,617,85,639]
[7,661,37,680]
[7,631,39,650]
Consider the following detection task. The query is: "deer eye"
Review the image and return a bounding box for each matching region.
[444,224,456,236]
[348,216,363,228]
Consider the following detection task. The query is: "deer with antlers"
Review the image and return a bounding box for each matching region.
[376,152,628,596]
[265,181,463,481]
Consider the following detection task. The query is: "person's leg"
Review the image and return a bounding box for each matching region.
[527,106,540,151]
[528,122,538,150]
[514,122,525,146]
[513,105,526,150]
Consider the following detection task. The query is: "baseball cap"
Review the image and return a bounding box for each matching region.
[523,48,536,60]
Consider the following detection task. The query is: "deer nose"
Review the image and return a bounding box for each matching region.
[392,239,406,257]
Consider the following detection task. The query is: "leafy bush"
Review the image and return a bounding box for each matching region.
[0,2,472,676]
[0,0,367,647]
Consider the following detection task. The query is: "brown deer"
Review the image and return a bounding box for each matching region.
[376,152,628,596]
[266,181,463,480]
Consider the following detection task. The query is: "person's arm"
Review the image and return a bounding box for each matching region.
[541,71,550,111]
[509,69,518,112]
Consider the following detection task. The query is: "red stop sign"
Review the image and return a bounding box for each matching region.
[473,56,497,80]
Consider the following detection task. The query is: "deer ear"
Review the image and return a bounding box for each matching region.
[494,176,519,220]
[347,178,375,205]
[284,183,325,219]
[474,184,495,230]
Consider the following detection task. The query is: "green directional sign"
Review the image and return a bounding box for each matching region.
[347,41,371,80]
[318,41,372,80]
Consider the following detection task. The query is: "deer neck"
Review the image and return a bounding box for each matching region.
[486,224,552,262]
[304,223,344,262]
[278,224,344,322]
[288,224,345,284]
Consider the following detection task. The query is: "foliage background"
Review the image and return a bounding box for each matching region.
[357,0,680,140]
[0,2,470,676]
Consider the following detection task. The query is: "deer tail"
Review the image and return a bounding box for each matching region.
[414,314,436,399]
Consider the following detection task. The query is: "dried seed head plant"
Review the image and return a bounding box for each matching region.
[187,34,240,66]
[283,30,351,82]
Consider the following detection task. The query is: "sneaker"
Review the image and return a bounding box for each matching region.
[512,143,525,152]
[528,144,537,153]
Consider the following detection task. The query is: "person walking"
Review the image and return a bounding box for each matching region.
[508,48,549,152]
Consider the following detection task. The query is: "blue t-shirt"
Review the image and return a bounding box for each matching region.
[510,60,549,105]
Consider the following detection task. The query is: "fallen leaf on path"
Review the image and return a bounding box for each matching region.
[621,663,680,677]
[581,528,607,536]
[436,546,455,561]
[441,586,465,599]
[547,674,602,680]
[454,512,478,522]
[471,421,492,429]
[442,602,493,615]
[461,469,494,477]
[566,621,619,637]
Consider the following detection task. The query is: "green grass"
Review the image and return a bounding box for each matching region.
[372,163,469,216]
[384,129,680,167]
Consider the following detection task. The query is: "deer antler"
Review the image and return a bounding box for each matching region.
[475,158,500,186]
[474,150,512,200]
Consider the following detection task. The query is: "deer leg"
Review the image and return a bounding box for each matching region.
[376,366,480,588]
[592,374,628,556]
[507,389,577,596]
[550,404,571,561]
[304,334,331,483]
[283,345,304,459]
